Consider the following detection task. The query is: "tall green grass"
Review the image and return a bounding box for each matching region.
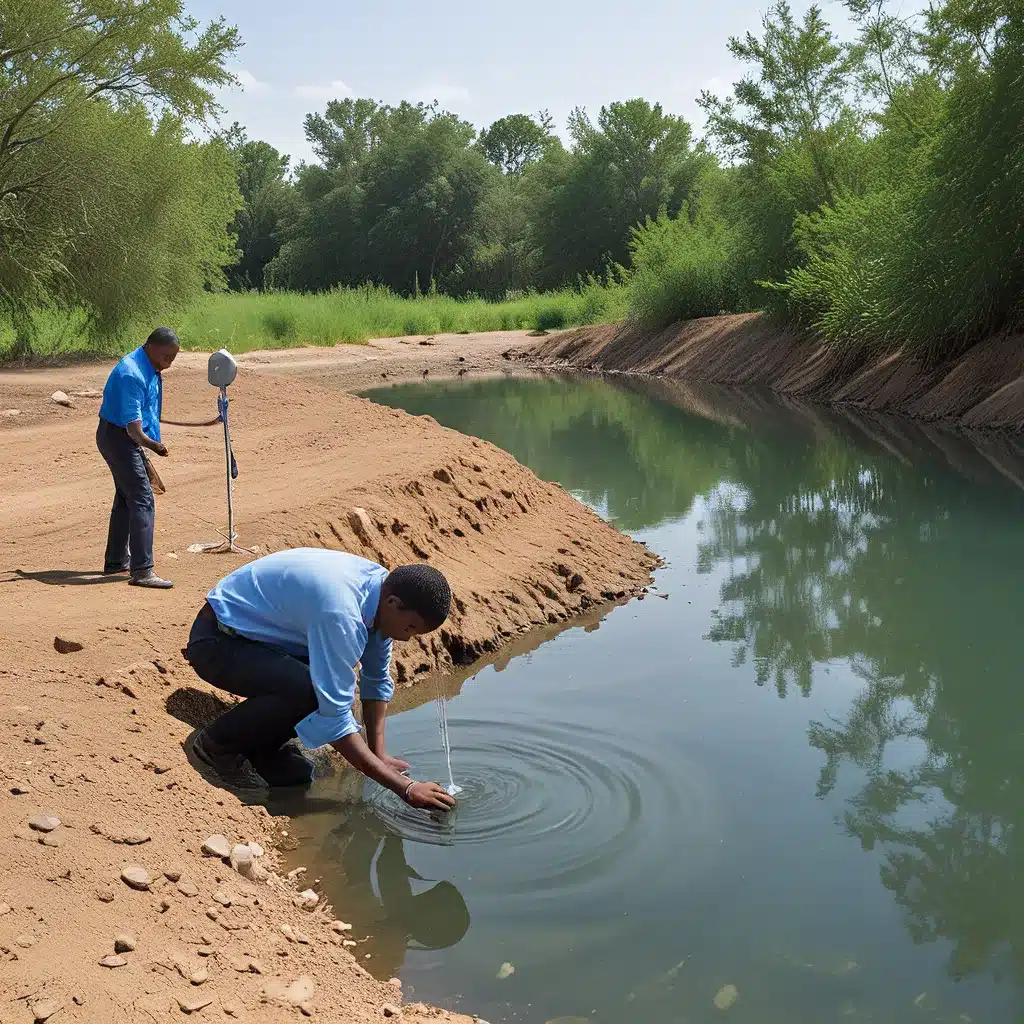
[0,281,629,362]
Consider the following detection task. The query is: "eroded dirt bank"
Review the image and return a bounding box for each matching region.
[0,336,657,1023]
[527,313,1024,432]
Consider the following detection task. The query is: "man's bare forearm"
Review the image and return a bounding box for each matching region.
[330,732,408,796]
[362,699,388,755]
[126,420,162,453]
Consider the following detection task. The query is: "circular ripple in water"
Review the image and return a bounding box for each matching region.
[365,715,702,895]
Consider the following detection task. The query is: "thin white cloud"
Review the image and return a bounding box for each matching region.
[409,83,471,109]
[293,80,353,102]
[234,69,272,95]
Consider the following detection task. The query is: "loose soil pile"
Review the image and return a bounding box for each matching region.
[528,313,1024,432]
[0,333,658,1023]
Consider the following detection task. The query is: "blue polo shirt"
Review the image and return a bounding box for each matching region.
[206,549,394,749]
[99,346,163,442]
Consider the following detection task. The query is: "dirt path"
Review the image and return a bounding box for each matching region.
[0,332,657,1023]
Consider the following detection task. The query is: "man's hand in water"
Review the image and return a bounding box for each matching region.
[404,781,457,811]
[380,753,411,774]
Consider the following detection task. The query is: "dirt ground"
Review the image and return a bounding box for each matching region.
[0,332,658,1024]
[529,314,1024,432]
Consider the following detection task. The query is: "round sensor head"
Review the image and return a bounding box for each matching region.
[208,349,238,389]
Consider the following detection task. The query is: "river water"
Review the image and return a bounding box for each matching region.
[275,374,1024,1023]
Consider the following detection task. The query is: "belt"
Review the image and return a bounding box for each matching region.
[198,601,239,638]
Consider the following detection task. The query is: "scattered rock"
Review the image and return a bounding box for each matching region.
[205,908,219,922]
[0,903,9,916]
[300,1003,315,1018]
[97,889,115,903]
[713,984,739,1011]
[383,1005,402,1018]
[229,844,252,872]
[330,921,353,934]
[212,890,233,907]
[10,783,32,795]
[497,962,515,980]
[247,841,265,858]
[176,994,213,1014]
[347,507,374,543]
[121,831,151,846]
[567,573,585,593]
[222,1001,241,1018]
[31,998,60,1022]
[189,966,209,985]
[164,867,183,883]
[28,813,60,833]
[293,929,311,945]
[343,940,357,948]
[114,933,137,953]
[16,934,36,948]
[388,978,402,990]
[297,888,319,909]
[202,835,231,859]
[38,833,62,848]
[120,865,150,891]
[3,409,20,418]
[72,995,85,1006]
[177,879,199,898]
[99,955,127,968]
[53,636,84,655]
[51,391,74,408]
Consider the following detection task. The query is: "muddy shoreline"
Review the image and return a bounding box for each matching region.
[526,313,1024,433]
[0,331,657,1023]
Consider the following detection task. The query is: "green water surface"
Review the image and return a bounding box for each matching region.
[278,375,1024,1024]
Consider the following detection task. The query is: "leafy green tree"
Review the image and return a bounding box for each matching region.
[222,126,296,291]
[478,112,554,175]
[0,0,240,354]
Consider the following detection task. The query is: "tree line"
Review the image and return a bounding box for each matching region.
[2,0,1020,359]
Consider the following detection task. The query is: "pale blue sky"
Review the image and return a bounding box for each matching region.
[187,0,852,166]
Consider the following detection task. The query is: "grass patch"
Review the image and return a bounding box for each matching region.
[1,281,630,363]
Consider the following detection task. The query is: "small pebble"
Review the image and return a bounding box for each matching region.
[330,921,353,933]
[177,880,199,898]
[16,934,36,948]
[297,888,318,908]
[205,907,219,921]
[713,984,739,1011]
[202,835,231,859]
[343,940,357,948]
[497,962,515,980]
[388,978,402,990]
[28,814,60,833]
[120,864,150,890]
[159,899,171,913]
[97,889,115,903]
[212,890,233,907]
[10,784,32,795]
[31,998,60,1022]
[114,933,137,953]
[280,924,295,942]
[189,967,209,985]
[100,954,127,968]
[72,995,85,1006]
[0,903,9,915]
[176,994,213,1014]
[247,841,265,858]
[38,834,62,848]
[382,1005,401,1018]
[222,1001,241,1018]
[293,929,311,945]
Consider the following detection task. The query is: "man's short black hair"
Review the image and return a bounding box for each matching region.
[146,326,179,348]
[383,564,452,630]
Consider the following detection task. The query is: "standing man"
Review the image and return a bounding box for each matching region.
[96,326,179,589]
[183,547,458,812]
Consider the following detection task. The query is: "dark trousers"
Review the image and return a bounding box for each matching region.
[95,418,154,574]
[184,608,318,758]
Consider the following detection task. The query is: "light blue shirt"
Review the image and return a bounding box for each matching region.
[99,346,163,442]
[206,548,393,749]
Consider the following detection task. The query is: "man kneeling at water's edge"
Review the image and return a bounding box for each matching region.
[183,548,458,811]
